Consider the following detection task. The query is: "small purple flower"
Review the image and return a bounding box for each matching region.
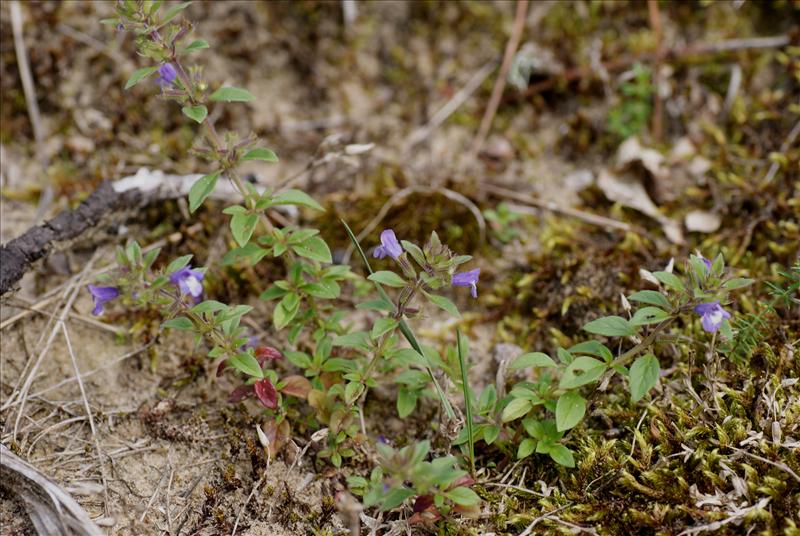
[239,334,259,351]
[88,284,119,316]
[156,63,177,88]
[170,266,204,299]
[452,268,480,298]
[373,229,403,260]
[694,301,730,333]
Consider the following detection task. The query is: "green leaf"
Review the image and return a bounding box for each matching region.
[209,86,254,102]
[630,306,670,326]
[509,352,557,370]
[162,316,193,330]
[190,300,226,314]
[501,398,532,422]
[333,332,371,351]
[345,382,364,405]
[285,351,311,368]
[292,236,332,263]
[270,189,324,211]
[124,65,159,90]
[260,286,288,301]
[367,271,406,288]
[160,1,192,26]
[184,39,209,53]
[555,391,586,432]
[381,487,414,510]
[222,205,247,215]
[273,299,299,330]
[222,243,268,266]
[483,424,500,444]
[397,388,417,418]
[371,317,399,339]
[228,352,263,379]
[517,438,537,459]
[302,281,340,299]
[241,148,278,162]
[181,105,208,124]
[629,353,660,402]
[166,254,193,274]
[723,278,755,290]
[628,290,671,309]
[653,271,685,292]
[426,293,460,317]
[230,213,259,247]
[548,444,575,467]
[559,356,606,389]
[568,341,613,362]
[583,316,636,337]
[446,487,480,506]
[188,170,220,212]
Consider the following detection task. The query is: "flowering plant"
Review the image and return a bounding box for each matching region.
[454,253,752,466]
[89,1,760,526]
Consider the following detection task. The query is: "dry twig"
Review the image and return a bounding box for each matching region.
[470,0,529,155]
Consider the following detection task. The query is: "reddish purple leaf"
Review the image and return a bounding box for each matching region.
[279,375,312,399]
[254,378,278,409]
[413,494,434,513]
[255,346,283,365]
[228,384,254,402]
[449,474,475,490]
[216,359,228,377]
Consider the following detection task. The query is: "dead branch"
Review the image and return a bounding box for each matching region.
[0,443,104,536]
[0,182,142,296]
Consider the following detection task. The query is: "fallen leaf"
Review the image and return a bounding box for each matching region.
[685,210,721,233]
[597,169,684,243]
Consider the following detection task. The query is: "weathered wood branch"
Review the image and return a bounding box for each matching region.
[0,182,142,296]
[0,443,104,536]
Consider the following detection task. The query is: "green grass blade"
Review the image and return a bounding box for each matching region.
[342,219,455,420]
[457,329,475,475]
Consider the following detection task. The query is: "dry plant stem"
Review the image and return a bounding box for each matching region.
[480,183,638,235]
[470,0,529,155]
[522,34,791,98]
[406,59,497,149]
[139,458,171,523]
[231,446,271,536]
[518,503,573,536]
[731,448,800,484]
[648,0,664,142]
[9,257,96,440]
[62,325,111,516]
[759,119,800,188]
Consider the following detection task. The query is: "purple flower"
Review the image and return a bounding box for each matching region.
[170,266,204,299]
[694,301,730,333]
[452,268,480,298]
[156,63,177,88]
[87,284,119,316]
[373,229,403,260]
[239,334,259,351]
